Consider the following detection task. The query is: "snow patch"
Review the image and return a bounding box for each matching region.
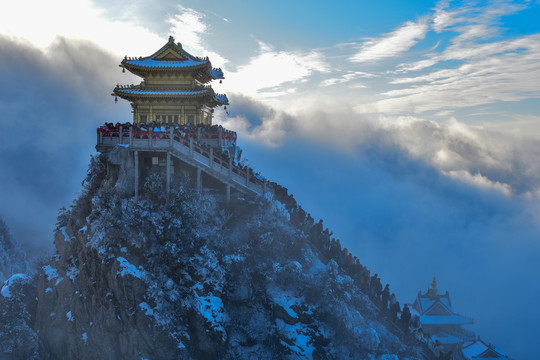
[192,287,226,337]
[276,319,313,357]
[59,226,71,242]
[1,274,31,298]
[378,355,398,360]
[67,311,74,322]
[117,257,144,279]
[45,287,52,293]
[43,265,58,281]
[79,226,87,234]
[197,294,225,326]
[139,302,154,316]
[43,264,64,286]
[223,254,244,264]
[82,332,88,344]
[272,291,300,319]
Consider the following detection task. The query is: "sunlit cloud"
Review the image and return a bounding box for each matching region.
[369,35,540,114]
[397,0,529,73]
[224,41,330,99]
[168,6,229,67]
[223,94,540,197]
[350,19,429,62]
[443,170,512,195]
[321,71,376,87]
[0,0,162,57]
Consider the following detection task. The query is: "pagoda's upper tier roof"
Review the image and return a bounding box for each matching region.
[121,36,224,80]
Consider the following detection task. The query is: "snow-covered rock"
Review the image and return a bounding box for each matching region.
[0,217,27,283]
[29,150,425,359]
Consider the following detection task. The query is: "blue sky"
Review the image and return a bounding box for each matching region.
[1,0,540,358]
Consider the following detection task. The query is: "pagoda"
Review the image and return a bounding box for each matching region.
[409,278,513,359]
[411,278,475,354]
[112,36,228,125]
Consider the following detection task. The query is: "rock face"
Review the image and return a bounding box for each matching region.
[34,222,176,360]
[0,273,40,359]
[30,150,428,359]
[0,218,38,359]
[0,217,26,283]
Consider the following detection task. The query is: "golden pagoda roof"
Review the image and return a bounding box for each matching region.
[112,85,229,106]
[121,36,224,81]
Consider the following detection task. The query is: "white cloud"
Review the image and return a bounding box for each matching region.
[431,0,465,33]
[0,0,163,57]
[227,93,540,197]
[432,0,524,35]
[350,19,429,62]
[443,170,512,195]
[397,0,529,73]
[0,1,229,69]
[167,7,208,51]
[321,71,376,87]
[373,32,540,114]
[224,41,329,99]
[167,6,229,67]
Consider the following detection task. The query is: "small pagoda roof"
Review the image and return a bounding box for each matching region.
[121,36,224,80]
[113,86,229,106]
[462,339,510,359]
[417,295,452,313]
[412,278,474,327]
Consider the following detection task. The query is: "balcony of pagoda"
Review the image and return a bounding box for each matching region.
[96,126,267,199]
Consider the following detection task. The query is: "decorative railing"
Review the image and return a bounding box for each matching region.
[98,127,236,144]
[97,127,266,195]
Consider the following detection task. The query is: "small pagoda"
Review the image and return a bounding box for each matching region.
[112,36,228,125]
[411,278,475,351]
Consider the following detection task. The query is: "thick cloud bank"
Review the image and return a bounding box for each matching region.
[220,93,540,198]
[218,94,540,360]
[1,36,539,358]
[0,36,130,252]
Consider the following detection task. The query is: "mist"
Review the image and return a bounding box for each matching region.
[1,35,539,358]
[0,36,131,253]
[219,94,540,359]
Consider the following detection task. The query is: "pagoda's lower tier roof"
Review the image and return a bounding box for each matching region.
[113,87,228,106]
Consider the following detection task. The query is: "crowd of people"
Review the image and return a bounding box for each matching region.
[98,121,450,358]
[270,183,455,359]
[97,122,263,186]
[98,122,237,144]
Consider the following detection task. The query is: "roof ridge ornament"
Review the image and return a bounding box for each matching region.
[428,276,438,300]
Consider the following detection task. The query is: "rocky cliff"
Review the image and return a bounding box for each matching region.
[2,149,430,359]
